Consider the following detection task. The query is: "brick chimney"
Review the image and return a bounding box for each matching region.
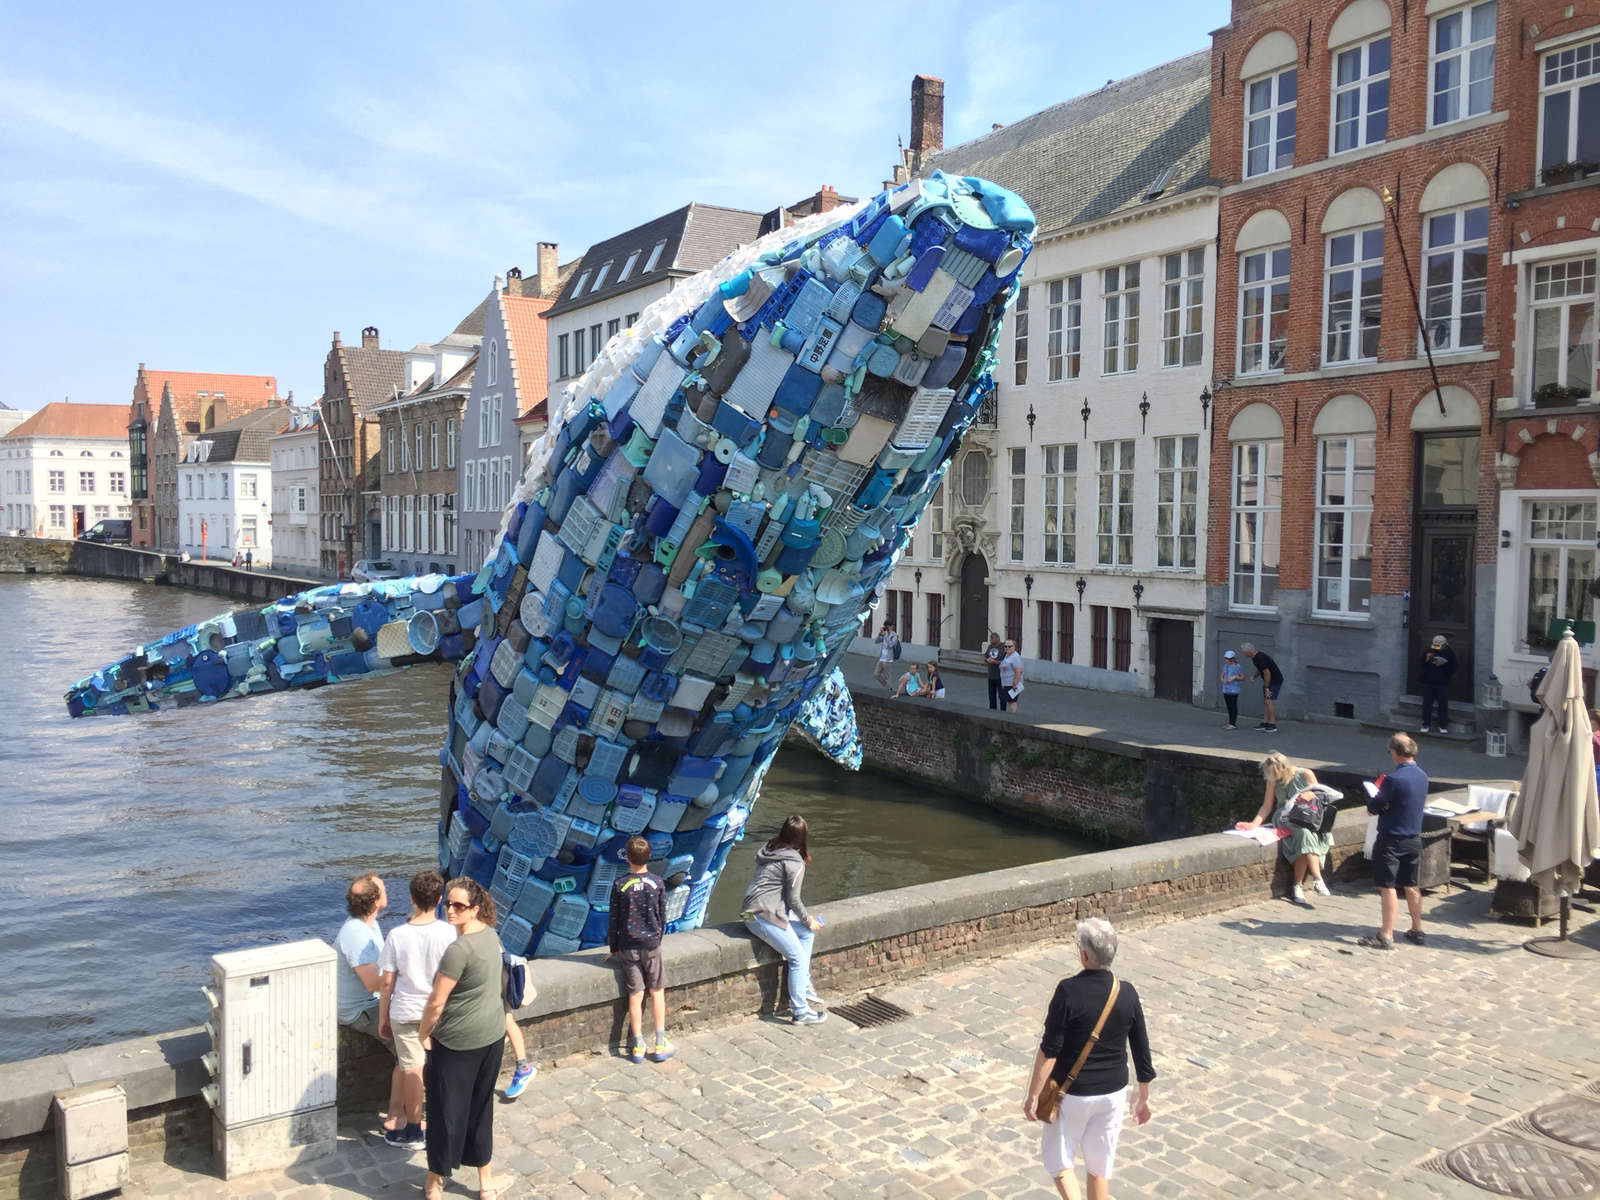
[332,331,341,348]
[910,75,945,171]
[362,326,379,349]
[504,266,523,297]
[537,242,558,298]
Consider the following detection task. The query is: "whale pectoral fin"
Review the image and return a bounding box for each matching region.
[64,573,481,718]
[793,667,863,772]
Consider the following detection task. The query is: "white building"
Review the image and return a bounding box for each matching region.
[0,403,27,439]
[0,402,131,538]
[268,405,323,575]
[176,406,285,563]
[880,53,1219,701]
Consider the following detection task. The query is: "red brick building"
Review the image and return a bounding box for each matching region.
[1204,0,1516,728]
[316,327,405,576]
[1487,2,1600,739]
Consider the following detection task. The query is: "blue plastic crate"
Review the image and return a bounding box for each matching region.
[580,905,611,947]
[587,857,624,908]
[507,809,572,860]
[588,738,628,782]
[512,876,556,926]
[646,792,692,832]
[446,814,472,862]
[664,884,690,923]
[609,785,656,833]
[491,845,536,905]
[463,838,496,887]
[534,931,581,958]
[546,893,589,941]
[498,913,534,957]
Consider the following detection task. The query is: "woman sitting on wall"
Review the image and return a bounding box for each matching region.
[1235,752,1334,907]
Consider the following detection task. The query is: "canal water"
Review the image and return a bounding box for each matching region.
[1,575,1092,1063]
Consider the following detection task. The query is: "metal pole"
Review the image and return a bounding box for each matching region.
[1381,186,1448,416]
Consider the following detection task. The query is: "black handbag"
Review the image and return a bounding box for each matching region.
[1287,784,1341,835]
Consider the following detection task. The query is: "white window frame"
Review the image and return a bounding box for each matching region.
[1331,34,1392,154]
[1095,439,1135,567]
[1429,1,1497,128]
[1422,204,1489,353]
[400,424,410,471]
[618,250,640,282]
[1238,246,1291,375]
[929,484,946,561]
[385,429,395,473]
[414,424,423,471]
[643,239,667,273]
[79,470,95,493]
[429,421,438,470]
[1161,248,1205,368]
[477,457,489,511]
[1047,276,1082,382]
[486,339,498,387]
[49,505,66,529]
[109,471,125,493]
[1102,262,1140,375]
[1539,37,1600,182]
[1013,285,1030,386]
[48,470,64,493]
[1322,225,1384,365]
[239,473,257,499]
[1154,435,1198,570]
[1230,440,1282,610]
[1313,434,1376,615]
[1524,499,1597,648]
[1528,255,1598,401]
[592,261,611,291]
[1008,446,1026,562]
[446,418,456,468]
[1244,67,1297,178]
[463,460,476,514]
[1041,444,1077,566]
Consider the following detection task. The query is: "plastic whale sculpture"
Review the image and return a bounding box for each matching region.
[65,172,1035,955]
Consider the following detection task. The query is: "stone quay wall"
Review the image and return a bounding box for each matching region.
[846,690,1377,844]
[0,535,318,605]
[0,817,1366,1199]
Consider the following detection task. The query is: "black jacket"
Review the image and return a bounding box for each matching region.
[1418,645,1457,686]
[1040,969,1156,1096]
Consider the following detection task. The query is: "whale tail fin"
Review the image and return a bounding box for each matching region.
[64,573,480,718]
[793,667,863,772]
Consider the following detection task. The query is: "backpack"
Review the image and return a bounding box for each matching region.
[891,636,902,661]
[502,951,530,1010]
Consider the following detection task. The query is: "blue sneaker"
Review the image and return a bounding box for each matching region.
[649,1036,675,1062]
[504,1061,536,1099]
[629,1037,646,1064]
[792,1010,827,1026]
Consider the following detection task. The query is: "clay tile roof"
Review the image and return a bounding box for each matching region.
[5,402,131,440]
[337,344,408,416]
[187,405,287,464]
[502,292,555,411]
[134,370,278,433]
[923,49,1214,236]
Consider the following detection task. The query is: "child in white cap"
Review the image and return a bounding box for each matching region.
[1219,650,1244,730]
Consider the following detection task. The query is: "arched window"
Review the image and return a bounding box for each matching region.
[960,453,990,507]
[1236,210,1292,375]
[1328,0,1392,153]
[1320,188,1385,365]
[1312,396,1377,614]
[1241,32,1298,178]
[486,339,499,387]
[1419,164,1490,353]
[1228,404,1284,609]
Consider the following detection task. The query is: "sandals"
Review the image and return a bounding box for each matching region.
[423,1178,445,1200]
[479,1180,513,1200]
[1356,934,1395,951]
[1403,929,1426,945]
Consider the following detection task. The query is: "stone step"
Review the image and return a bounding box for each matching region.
[937,648,989,677]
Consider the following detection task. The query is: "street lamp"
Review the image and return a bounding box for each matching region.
[1199,385,1212,429]
[1138,392,1150,434]
[1132,580,1144,609]
[1026,403,1037,441]
[1024,573,1035,607]
[1080,397,1091,439]
[914,568,922,594]
[1075,576,1086,603]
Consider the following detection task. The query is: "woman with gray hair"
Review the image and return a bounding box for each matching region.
[1023,918,1155,1200]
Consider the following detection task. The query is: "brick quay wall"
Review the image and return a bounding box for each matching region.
[0,535,318,605]
[0,817,1366,1199]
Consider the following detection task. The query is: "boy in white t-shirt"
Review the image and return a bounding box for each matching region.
[377,870,457,1149]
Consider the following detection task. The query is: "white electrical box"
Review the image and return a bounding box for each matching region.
[205,939,338,1178]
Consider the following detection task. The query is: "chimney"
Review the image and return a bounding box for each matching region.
[362,326,379,349]
[332,331,342,347]
[910,75,945,168]
[537,242,558,298]
[505,266,523,298]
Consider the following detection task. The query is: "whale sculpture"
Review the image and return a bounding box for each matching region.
[65,172,1035,955]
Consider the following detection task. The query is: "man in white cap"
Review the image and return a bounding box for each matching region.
[1417,634,1457,734]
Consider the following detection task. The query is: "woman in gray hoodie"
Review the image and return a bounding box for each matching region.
[741,815,826,1025]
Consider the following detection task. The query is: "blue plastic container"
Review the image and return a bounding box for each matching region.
[499,914,534,957]
[534,932,581,958]
[463,838,496,887]
[512,876,556,926]
[546,893,589,941]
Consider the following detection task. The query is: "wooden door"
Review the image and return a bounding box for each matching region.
[1152,619,1194,702]
[959,555,989,650]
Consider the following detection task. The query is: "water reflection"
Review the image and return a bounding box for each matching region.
[1,576,1088,1062]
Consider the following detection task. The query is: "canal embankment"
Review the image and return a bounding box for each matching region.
[0,813,1370,1199]
[0,534,318,604]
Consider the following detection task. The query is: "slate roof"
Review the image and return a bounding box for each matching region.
[452,290,492,338]
[131,369,278,434]
[5,402,129,440]
[543,202,763,318]
[502,292,555,413]
[923,49,1214,236]
[184,404,287,464]
[336,343,407,416]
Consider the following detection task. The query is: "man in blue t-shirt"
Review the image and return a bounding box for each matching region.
[335,873,387,1035]
[1359,733,1428,950]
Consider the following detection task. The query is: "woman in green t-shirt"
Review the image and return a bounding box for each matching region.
[418,878,507,1200]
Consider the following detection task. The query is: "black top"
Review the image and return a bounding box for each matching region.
[607,871,666,952]
[1249,651,1282,686]
[1418,645,1457,685]
[984,643,1003,679]
[1039,969,1156,1096]
[1369,759,1428,837]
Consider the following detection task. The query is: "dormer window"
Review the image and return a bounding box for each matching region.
[618,250,640,282]
[571,270,591,298]
[592,261,612,290]
[643,239,668,273]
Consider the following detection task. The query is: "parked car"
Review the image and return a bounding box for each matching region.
[350,558,401,582]
[78,519,132,545]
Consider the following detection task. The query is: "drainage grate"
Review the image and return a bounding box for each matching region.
[1532,1099,1600,1153]
[830,995,913,1029]
[1444,1139,1600,1198]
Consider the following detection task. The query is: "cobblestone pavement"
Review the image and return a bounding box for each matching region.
[124,883,1600,1199]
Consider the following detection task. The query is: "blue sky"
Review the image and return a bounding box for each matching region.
[0,0,1231,411]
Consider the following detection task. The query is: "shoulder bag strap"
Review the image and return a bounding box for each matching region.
[1060,976,1121,1091]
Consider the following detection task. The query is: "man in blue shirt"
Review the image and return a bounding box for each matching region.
[1359,733,1428,950]
[335,873,387,1034]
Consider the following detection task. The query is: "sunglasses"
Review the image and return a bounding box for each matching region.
[445,900,475,913]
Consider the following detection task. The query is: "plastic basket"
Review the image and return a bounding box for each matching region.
[610,785,657,833]
[546,893,590,941]
[664,884,691,923]
[588,737,629,781]
[491,845,536,905]
[588,857,624,907]
[533,931,581,958]
[498,914,534,957]
[512,876,556,926]
[508,809,572,860]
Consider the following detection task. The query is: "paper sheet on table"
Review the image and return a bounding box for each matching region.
[1224,826,1287,845]
[1363,781,1380,799]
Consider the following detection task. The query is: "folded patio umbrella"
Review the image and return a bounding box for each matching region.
[1506,630,1599,895]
